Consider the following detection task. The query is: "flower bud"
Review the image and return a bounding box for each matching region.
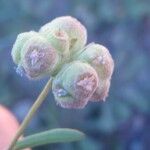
[90,80,110,102]
[40,16,87,55]
[75,43,114,80]
[40,29,70,62]
[52,61,99,109]
[11,31,39,65]
[21,35,60,79]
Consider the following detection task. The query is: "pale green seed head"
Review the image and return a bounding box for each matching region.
[52,61,99,109]
[40,16,87,55]
[75,43,114,80]
[11,31,39,65]
[11,16,114,106]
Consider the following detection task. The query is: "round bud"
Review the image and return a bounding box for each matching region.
[40,16,87,55]
[40,29,70,63]
[90,80,110,102]
[52,61,99,109]
[40,29,69,53]
[11,31,39,64]
[75,43,114,80]
[21,35,60,79]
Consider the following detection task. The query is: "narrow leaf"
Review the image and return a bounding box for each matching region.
[15,128,85,150]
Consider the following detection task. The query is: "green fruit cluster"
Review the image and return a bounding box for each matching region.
[11,16,114,109]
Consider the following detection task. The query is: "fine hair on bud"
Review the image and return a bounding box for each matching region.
[40,29,70,64]
[40,29,69,53]
[21,35,60,79]
[52,61,99,109]
[75,43,114,80]
[90,80,110,102]
[40,16,87,55]
[11,31,39,65]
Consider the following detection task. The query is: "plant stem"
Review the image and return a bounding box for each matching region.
[8,78,53,150]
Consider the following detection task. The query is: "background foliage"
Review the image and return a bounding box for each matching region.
[0,0,150,149]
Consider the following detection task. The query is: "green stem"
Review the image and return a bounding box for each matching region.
[8,78,53,150]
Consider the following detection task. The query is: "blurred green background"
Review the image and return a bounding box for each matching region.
[0,0,150,149]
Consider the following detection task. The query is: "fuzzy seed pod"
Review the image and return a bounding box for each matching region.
[40,29,69,53]
[90,80,110,102]
[52,61,99,109]
[11,31,39,65]
[40,16,87,55]
[40,29,70,64]
[21,35,60,79]
[75,43,114,80]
